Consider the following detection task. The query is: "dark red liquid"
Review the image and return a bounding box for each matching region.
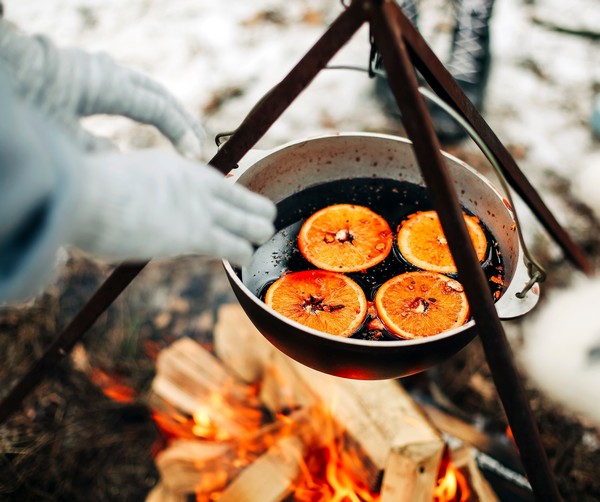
[240,178,504,341]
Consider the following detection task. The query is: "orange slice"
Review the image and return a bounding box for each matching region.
[298,204,393,273]
[397,210,487,274]
[264,270,367,337]
[374,271,470,339]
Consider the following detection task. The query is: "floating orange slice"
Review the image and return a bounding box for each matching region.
[264,270,367,337]
[298,204,393,273]
[397,210,487,274]
[374,271,470,339]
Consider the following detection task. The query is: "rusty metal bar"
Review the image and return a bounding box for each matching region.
[210,1,367,174]
[0,263,146,423]
[0,3,367,425]
[388,6,593,276]
[370,2,562,500]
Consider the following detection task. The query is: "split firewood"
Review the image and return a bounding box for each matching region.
[152,337,264,437]
[451,446,500,502]
[213,302,277,383]
[256,350,445,495]
[152,375,261,439]
[214,303,445,495]
[153,410,314,498]
[381,437,445,502]
[155,336,259,407]
[145,482,186,502]
[218,435,306,502]
[155,439,236,495]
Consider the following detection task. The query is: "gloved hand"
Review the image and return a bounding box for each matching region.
[70,149,277,266]
[0,19,203,157]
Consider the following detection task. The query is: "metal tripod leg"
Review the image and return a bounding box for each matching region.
[0,1,369,425]
[389,4,593,276]
[370,2,562,500]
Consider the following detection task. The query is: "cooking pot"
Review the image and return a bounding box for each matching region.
[223,133,539,380]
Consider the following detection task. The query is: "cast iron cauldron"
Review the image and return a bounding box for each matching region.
[223,133,539,380]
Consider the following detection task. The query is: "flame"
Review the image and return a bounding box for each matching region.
[192,406,231,441]
[152,405,200,441]
[89,368,136,404]
[148,345,476,502]
[434,449,470,502]
[506,425,517,450]
[293,406,380,502]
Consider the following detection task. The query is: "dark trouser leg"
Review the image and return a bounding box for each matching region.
[373,0,420,119]
[430,0,496,143]
[399,0,420,27]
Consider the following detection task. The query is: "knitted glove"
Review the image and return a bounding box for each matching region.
[0,67,276,302]
[71,149,277,265]
[0,19,203,157]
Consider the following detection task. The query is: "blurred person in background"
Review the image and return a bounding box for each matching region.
[0,4,276,303]
[376,0,495,144]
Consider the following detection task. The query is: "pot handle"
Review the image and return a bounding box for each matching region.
[215,93,545,318]
[420,88,546,310]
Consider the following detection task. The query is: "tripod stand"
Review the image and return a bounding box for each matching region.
[2,1,592,499]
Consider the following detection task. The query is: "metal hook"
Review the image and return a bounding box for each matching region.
[516,268,545,299]
[215,131,235,147]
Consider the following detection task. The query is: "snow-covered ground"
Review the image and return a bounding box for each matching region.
[5,0,600,422]
[6,0,597,177]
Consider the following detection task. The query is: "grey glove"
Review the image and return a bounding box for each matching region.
[72,149,277,265]
[0,65,276,303]
[0,18,204,157]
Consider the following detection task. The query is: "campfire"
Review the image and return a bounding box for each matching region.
[142,303,500,502]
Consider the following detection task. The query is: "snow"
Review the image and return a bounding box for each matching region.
[5,0,600,422]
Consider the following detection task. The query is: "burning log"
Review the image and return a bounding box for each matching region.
[150,403,315,499]
[152,337,262,437]
[214,304,445,496]
[218,435,306,502]
[154,439,236,495]
[145,482,186,502]
[449,446,499,502]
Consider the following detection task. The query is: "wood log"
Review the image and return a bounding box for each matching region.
[152,337,264,437]
[213,303,445,496]
[213,302,276,383]
[145,482,186,502]
[218,435,306,502]
[155,439,236,495]
[152,375,260,439]
[155,337,258,407]
[451,446,500,502]
[152,410,314,498]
